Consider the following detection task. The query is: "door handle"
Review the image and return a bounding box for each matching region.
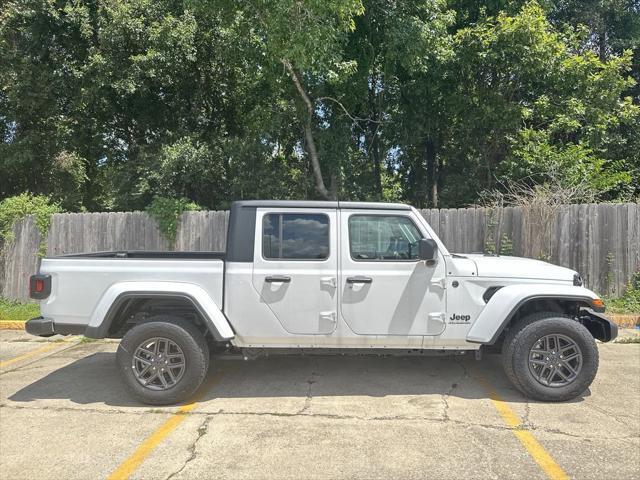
[265,275,291,283]
[428,312,446,324]
[320,277,337,288]
[346,276,373,284]
[319,311,336,322]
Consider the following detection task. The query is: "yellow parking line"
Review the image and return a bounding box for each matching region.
[107,372,223,480]
[0,343,59,369]
[483,380,569,480]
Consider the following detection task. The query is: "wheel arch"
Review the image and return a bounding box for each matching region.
[467,284,605,345]
[85,282,235,341]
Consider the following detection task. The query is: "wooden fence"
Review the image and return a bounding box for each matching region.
[1,203,638,301]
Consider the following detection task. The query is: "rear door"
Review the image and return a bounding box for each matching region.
[251,208,338,335]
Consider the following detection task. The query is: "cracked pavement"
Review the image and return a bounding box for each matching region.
[1,329,639,480]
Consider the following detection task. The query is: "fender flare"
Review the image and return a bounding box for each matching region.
[466,284,600,344]
[84,281,235,341]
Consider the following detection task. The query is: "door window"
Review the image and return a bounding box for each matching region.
[349,215,423,261]
[263,213,329,260]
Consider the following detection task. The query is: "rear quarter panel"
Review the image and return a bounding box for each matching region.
[39,258,224,329]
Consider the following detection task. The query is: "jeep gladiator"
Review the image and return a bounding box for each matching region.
[26,200,617,404]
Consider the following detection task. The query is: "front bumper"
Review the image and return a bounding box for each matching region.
[578,308,618,342]
[25,317,86,337]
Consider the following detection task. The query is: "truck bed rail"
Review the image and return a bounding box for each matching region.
[54,250,226,260]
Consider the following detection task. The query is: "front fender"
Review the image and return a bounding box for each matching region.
[85,281,235,340]
[466,284,600,344]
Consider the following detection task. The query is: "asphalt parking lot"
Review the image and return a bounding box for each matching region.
[1,329,639,480]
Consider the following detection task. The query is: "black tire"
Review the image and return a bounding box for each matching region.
[116,315,209,405]
[502,312,598,402]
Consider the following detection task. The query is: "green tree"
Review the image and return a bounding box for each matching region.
[449,2,638,204]
[205,0,366,199]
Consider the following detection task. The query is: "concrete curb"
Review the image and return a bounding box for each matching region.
[0,321,26,330]
[610,314,640,328]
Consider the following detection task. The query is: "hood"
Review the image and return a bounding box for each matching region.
[458,254,577,282]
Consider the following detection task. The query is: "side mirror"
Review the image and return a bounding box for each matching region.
[418,238,438,262]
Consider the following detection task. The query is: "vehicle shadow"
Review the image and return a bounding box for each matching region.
[8,351,589,407]
[9,352,140,407]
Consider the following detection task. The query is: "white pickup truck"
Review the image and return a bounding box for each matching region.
[26,200,617,404]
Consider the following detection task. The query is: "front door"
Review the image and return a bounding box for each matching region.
[252,208,338,335]
[339,211,446,336]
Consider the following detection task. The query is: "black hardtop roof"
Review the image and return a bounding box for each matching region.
[231,200,411,210]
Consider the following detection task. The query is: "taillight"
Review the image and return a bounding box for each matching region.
[29,274,51,300]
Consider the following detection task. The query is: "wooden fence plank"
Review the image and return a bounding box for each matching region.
[1,204,638,301]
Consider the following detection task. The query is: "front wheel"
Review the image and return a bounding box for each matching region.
[502,313,599,402]
[116,316,210,405]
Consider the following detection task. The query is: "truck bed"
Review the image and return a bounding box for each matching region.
[38,255,225,331]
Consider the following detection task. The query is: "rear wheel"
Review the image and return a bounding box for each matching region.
[116,316,209,405]
[502,313,598,402]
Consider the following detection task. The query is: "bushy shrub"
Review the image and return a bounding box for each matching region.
[607,270,640,314]
[0,193,63,255]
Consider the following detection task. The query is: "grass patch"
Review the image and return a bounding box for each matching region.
[79,336,99,343]
[0,298,39,322]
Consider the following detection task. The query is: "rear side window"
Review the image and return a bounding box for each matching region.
[349,215,423,261]
[262,213,329,260]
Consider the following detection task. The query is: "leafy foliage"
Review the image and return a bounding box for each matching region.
[451,3,638,204]
[606,270,640,314]
[1,0,638,209]
[0,194,63,255]
[145,196,201,245]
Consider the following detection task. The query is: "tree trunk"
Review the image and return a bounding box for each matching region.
[371,126,382,201]
[410,142,427,208]
[282,60,334,200]
[485,134,504,191]
[368,77,382,200]
[425,139,438,208]
[599,29,607,62]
